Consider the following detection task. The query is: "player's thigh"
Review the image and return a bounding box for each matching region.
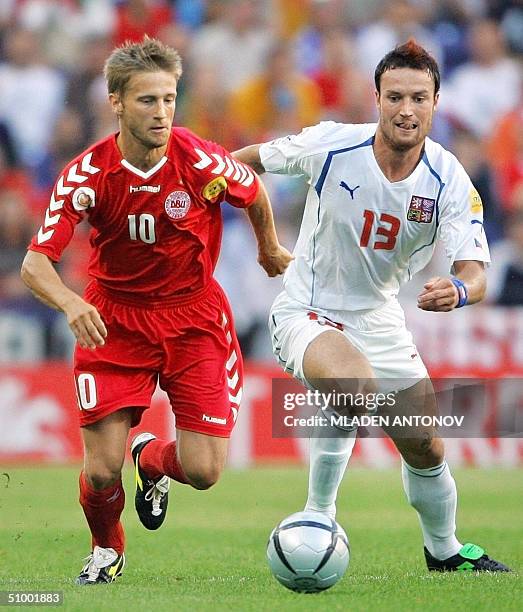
[270,294,375,396]
[81,407,135,487]
[160,284,242,439]
[176,429,229,490]
[303,330,376,395]
[381,378,445,467]
[75,287,160,428]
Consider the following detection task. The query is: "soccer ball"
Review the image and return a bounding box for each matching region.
[266,511,350,593]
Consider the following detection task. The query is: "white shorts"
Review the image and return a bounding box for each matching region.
[269,291,428,393]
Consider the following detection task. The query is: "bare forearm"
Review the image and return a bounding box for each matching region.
[452,260,486,305]
[21,250,78,312]
[417,260,486,311]
[233,144,265,175]
[245,179,294,277]
[246,179,279,251]
[21,250,107,349]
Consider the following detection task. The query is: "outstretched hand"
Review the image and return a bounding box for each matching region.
[258,244,294,277]
[62,295,107,349]
[417,277,459,312]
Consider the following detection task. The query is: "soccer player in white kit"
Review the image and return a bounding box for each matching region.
[234,41,511,571]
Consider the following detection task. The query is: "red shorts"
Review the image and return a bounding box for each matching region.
[73,279,243,437]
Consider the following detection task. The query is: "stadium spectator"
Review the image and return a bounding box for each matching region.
[112,0,173,47]
[0,27,65,169]
[487,205,523,305]
[229,42,322,144]
[355,0,442,78]
[178,63,240,149]
[439,18,521,138]
[428,0,473,76]
[35,108,88,191]
[451,127,502,243]
[487,86,523,212]
[273,0,311,39]
[0,135,45,217]
[292,0,349,77]
[234,40,511,573]
[174,0,206,31]
[65,35,113,142]
[0,187,61,360]
[486,0,523,54]
[21,37,291,585]
[310,29,375,123]
[0,190,36,300]
[216,214,291,358]
[189,0,273,93]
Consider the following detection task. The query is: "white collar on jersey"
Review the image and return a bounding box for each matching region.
[120,156,168,179]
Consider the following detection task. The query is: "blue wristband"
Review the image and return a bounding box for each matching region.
[451,278,468,308]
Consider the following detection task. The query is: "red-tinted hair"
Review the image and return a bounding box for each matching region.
[374,39,440,94]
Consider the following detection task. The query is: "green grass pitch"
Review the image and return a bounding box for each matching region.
[0,465,521,611]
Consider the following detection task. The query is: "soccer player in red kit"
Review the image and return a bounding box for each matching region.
[21,37,292,585]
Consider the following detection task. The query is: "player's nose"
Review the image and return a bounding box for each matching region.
[154,101,168,119]
[399,101,414,116]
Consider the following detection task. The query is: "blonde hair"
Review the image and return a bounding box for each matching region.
[104,36,183,96]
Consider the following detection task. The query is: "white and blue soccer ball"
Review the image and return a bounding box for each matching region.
[267,511,350,593]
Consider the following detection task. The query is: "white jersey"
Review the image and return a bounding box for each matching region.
[260,122,490,311]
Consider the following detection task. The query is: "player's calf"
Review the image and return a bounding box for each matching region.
[183,464,221,490]
[394,435,445,469]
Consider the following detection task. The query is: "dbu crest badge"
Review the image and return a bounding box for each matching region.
[407,195,435,223]
[165,191,191,219]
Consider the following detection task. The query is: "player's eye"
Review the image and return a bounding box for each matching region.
[388,95,399,102]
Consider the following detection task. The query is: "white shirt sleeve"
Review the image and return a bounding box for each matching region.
[259,121,340,180]
[438,162,491,265]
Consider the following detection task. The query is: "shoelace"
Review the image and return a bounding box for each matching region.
[80,554,101,582]
[144,476,169,516]
[478,555,507,570]
[81,549,117,582]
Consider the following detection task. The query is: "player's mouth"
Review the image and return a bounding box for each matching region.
[150,126,168,133]
[395,122,418,132]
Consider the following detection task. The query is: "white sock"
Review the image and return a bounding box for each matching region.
[401,459,462,560]
[304,420,357,519]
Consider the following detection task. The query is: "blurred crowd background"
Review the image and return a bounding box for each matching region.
[0,0,522,363]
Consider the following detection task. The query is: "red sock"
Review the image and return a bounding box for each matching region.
[139,439,188,483]
[79,472,125,555]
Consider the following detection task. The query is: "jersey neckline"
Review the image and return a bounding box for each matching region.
[367,135,426,187]
[110,132,170,179]
[120,156,168,179]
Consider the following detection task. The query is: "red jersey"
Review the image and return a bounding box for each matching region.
[29,127,259,303]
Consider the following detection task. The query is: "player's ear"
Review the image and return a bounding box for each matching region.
[374,89,380,110]
[109,92,123,117]
[433,91,440,111]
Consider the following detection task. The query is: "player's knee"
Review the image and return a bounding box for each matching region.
[184,465,221,490]
[400,435,444,467]
[85,466,122,490]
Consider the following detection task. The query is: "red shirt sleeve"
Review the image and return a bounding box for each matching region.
[181,130,260,208]
[205,140,260,208]
[28,163,95,262]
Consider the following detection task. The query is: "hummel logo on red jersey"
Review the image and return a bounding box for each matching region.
[202,414,227,425]
[129,185,161,194]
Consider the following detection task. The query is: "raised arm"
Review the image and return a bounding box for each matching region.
[233,144,265,175]
[416,260,486,312]
[245,178,293,277]
[21,250,107,349]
